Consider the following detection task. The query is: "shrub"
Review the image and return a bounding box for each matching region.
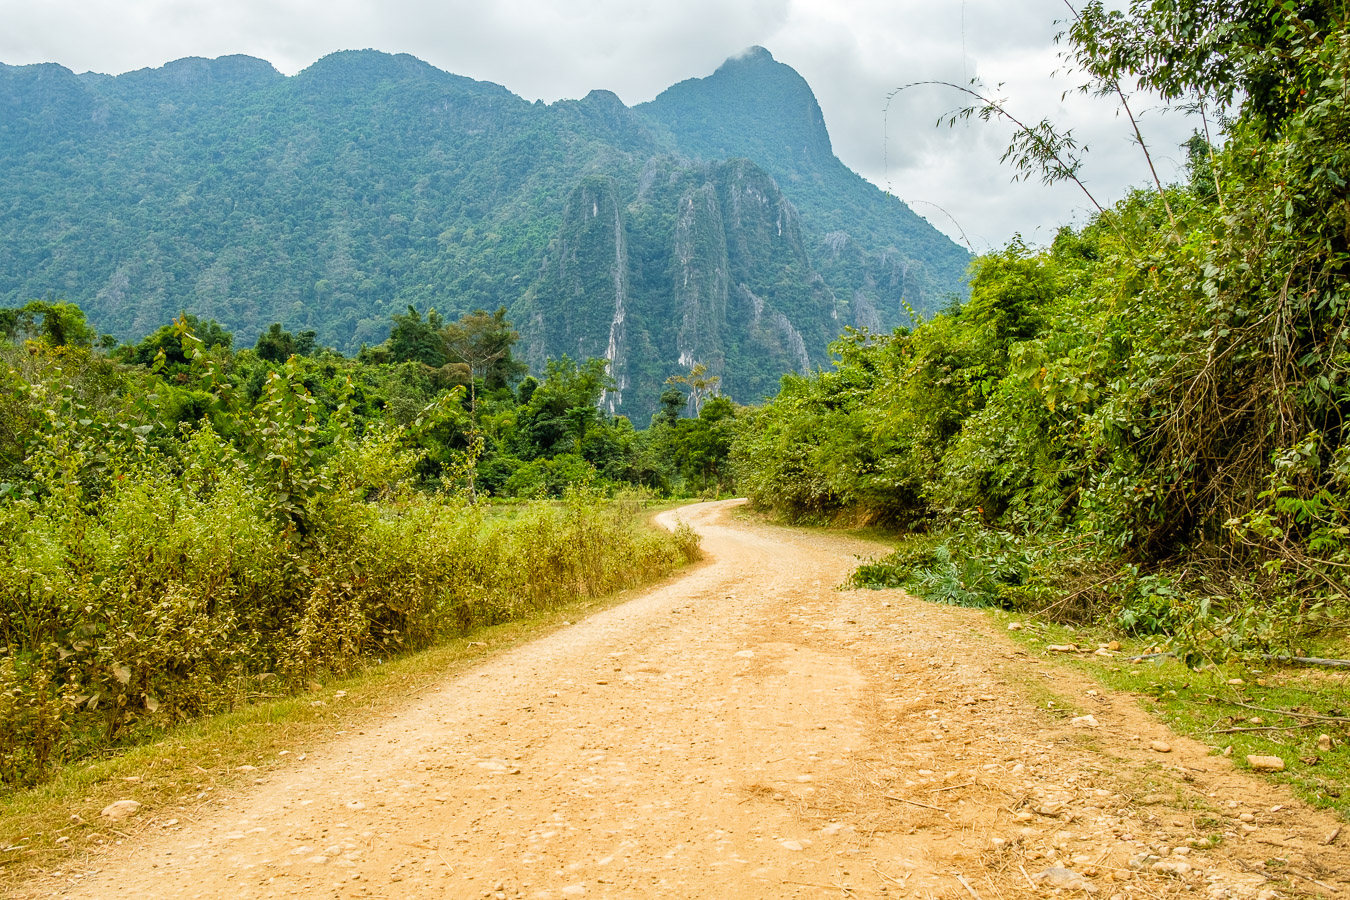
[0,344,700,789]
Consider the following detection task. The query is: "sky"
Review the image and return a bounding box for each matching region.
[0,0,1199,251]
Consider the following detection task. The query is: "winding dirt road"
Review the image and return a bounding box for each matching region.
[20,501,1350,899]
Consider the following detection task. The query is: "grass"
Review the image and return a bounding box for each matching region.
[727,502,906,547]
[0,536,704,886]
[825,515,1350,822]
[992,611,1350,821]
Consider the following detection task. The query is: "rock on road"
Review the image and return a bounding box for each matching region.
[25,500,1350,899]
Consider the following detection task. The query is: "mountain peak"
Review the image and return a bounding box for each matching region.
[721,46,775,68]
[300,49,431,81]
[637,46,833,176]
[118,54,282,92]
[581,88,624,108]
[718,45,783,69]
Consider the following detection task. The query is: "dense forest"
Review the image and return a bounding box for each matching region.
[733,1,1350,667]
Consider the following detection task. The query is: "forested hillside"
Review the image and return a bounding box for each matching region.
[0,48,969,419]
[733,3,1350,667]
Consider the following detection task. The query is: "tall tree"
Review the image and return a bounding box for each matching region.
[440,307,525,416]
[665,363,722,415]
[385,307,447,367]
[254,323,318,363]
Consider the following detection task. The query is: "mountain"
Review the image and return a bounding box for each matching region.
[0,48,970,418]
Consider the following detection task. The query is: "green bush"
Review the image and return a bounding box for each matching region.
[739,15,1350,662]
[1112,571,1188,637]
[0,339,701,790]
[851,528,1039,609]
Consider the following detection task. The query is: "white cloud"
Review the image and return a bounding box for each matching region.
[764,0,1197,251]
[0,0,1198,248]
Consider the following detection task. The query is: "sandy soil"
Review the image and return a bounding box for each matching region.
[17,500,1350,899]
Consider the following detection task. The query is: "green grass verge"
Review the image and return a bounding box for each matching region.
[992,611,1350,821]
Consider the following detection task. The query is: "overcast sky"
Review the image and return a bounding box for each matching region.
[0,0,1198,251]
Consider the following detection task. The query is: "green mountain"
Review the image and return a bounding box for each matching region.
[0,47,969,417]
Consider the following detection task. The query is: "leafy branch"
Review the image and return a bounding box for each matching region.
[887,80,1106,216]
[1058,0,1177,228]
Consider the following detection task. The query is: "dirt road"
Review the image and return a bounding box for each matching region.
[21,501,1350,898]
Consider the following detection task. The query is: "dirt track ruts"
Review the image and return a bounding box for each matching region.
[19,500,1350,899]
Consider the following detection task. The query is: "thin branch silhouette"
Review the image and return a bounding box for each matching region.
[886,80,1106,215]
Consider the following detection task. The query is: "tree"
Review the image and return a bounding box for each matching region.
[385,306,446,366]
[1,301,96,348]
[440,307,525,417]
[515,356,614,458]
[116,314,232,369]
[254,323,318,363]
[1065,0,1341,135]
[665,363,721,415]
[962,241,1055,350]
[435,307,527,501]
[656,386,685,426]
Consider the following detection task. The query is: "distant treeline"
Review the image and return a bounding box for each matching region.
[0,299,737,500]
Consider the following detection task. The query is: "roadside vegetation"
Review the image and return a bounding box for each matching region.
[0,309,705,792]
[734,5,1350,693]
[0,572,672,879]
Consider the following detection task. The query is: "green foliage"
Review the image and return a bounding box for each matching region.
[113,314,233,370]
[0,302,97,349]
[850,528,1040,609]
[1112,571,1187,637]
[732,242,1065,526]
[0,319,704,790]
[640,393,738,497]
[441,307,527,395]
[1066,0,1341,134]
[254,323,317,363]
[375,307,447,368]
[738,10,1350,665]
[502,453,598,498]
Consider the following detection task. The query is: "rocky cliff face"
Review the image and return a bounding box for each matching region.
[639,47,968,339]
[527,176,632,410]
[0,47,969,420]
[528,157,839,416]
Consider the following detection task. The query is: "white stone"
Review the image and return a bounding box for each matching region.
[100,800,141,821]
